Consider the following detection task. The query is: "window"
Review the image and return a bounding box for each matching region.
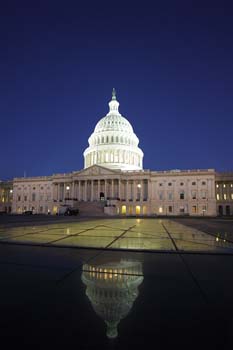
[168,206,173,213]
[192,191,196,199]
[32,193,36,201]
[41,187,43,190]
[159,192,163,200]
[224,194,227,200]
[180,182,184,186]
[217,194,220,200]
[231,184,233,188]
[192,206,197,213]
[216,184,219,188]
[159,183,163,187]
[223,184,226,188]
[17,195,21,201]
[231,194,233,200]
[168,183,172,186]
[33,187,36,190]
[24,196,27,201]
[168,192,173,200]
[180,192,184,200]
[192,182,196,185]
[202,181,206,185]
[201,191,206,199]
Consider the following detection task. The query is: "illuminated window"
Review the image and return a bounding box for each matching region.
[217,194,220,200]
[223,184,226,188]
[231,194,233,200]
[159,207,163,213]
[136,205,141,215]
[231,184,233,188]
[121,205,126,215]
[224,194,227,200]
[216,184,219,188]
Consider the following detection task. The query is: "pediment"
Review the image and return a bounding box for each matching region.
[75,165,120,177]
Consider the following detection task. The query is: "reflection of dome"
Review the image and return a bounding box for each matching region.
[81,259,143,339]
[83,89,144,171]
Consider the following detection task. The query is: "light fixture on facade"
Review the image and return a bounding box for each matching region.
[10,189,13,193]
[66,186,70,190]
[137,184,141,188]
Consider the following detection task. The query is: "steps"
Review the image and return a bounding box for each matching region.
[74,201,107,217]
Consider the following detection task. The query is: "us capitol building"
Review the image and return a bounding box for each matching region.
[1,90,233,216]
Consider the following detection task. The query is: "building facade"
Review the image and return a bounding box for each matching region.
[1,90,233,216]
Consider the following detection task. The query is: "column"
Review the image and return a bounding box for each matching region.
[104,180,107,199]
[126,180,129,201]
[118,179,121,199]
[97,180,100,200]
[78,181,81,201]
[84,181,87,201]
[111,179,114,198]
[91,180,94,201]
[133,181,137,202]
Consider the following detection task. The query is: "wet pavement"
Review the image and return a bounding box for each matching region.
[1,218,233,253]
[0,218,233,349]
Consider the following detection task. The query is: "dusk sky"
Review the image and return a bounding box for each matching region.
[1,0,233,180]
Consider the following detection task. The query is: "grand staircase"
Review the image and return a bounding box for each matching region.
[74,201,107,217]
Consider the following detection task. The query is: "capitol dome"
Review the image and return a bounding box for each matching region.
[83,89,144,171]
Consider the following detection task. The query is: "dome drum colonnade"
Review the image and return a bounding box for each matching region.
[84,89,143,171]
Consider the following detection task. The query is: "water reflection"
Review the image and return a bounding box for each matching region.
[81,259,143,339]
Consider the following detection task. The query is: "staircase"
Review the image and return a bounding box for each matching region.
[74,201,107,217]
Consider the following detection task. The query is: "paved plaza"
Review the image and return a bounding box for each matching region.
[0,217,233,349]
[0,217,233,253]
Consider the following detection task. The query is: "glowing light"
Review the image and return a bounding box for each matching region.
[66,186,70,190]
[137,183,141,188]
[10,189,13,193]
[159,207,163,213]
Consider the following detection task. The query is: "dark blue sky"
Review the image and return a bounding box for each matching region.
[1,0,233,180]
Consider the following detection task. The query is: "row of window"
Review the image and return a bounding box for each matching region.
[92,135,135,146]
[158,191,207,200]
[159,181,206,187]
[216,184,233,188]
[16,186,51,190]
[216,194,233,200]
[158,205,207,214]
[17,194,51,201]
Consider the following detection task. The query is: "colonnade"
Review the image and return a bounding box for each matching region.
[85,150,142,168]
[53,179,148,202]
